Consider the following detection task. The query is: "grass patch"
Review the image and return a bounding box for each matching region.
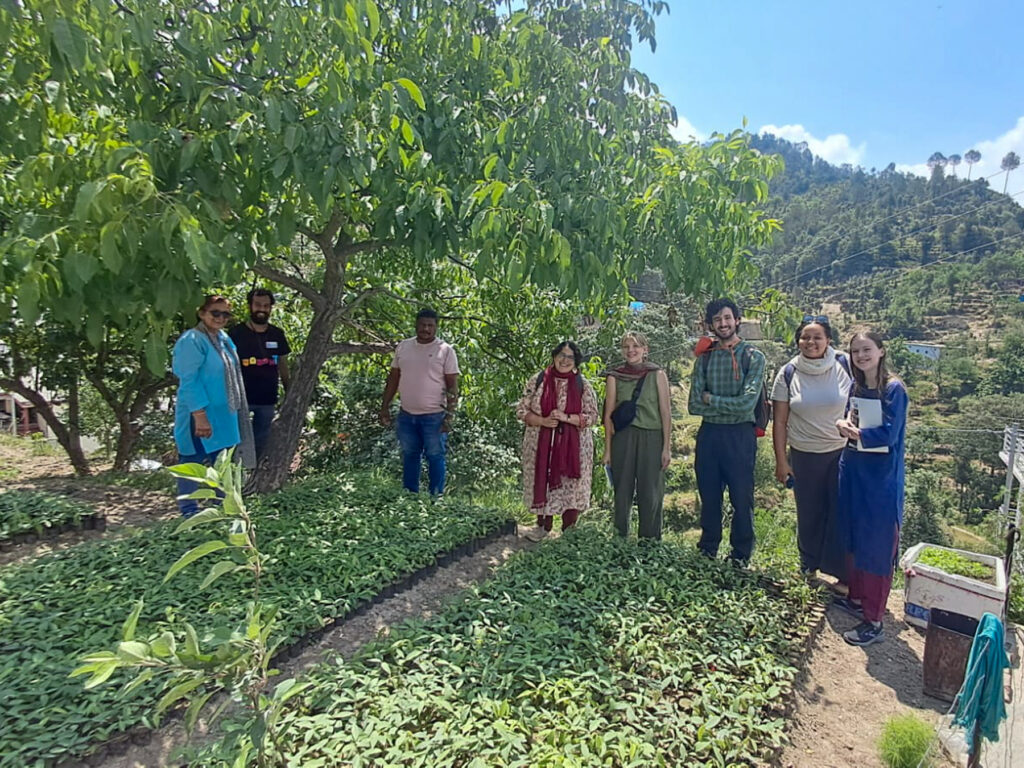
[878,713,935,768]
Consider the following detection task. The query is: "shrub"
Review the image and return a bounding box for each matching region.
[902,470,952,553]
[878,714,934,768]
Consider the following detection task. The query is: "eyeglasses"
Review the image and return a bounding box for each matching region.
[802,314,828,324]
[555,353,576,362]
[208,310,233,319]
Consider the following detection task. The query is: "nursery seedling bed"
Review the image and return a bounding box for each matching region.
[191,527,822,768]
[0,473,511,768]
[0,489,106,550]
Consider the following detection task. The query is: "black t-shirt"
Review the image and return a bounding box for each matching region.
[228,323,291,405]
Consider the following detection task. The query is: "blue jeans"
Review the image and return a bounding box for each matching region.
[395,410,448,495]
[176,432,226,518]
[249,404,276,459]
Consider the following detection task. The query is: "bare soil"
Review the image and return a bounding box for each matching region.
[780,587,957,768]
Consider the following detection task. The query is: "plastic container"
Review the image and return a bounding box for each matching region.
[899,542,1007,629]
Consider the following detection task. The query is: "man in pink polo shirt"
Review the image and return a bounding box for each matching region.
[379,308,460,494]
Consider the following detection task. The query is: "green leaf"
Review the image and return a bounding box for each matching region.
[72,181,100,221]
[174,506,228,534]
[156,677,204,713]
[395,78,425,110]
[273,678,311,704]
[164,540,230,583]
[185,689,216,731]
[365,0,380,38]
[116,640,153,663]
[51,19,88,69]
[200,559,240,589]
[121,600,143,642]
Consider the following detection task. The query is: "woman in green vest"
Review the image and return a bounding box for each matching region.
[602,332,672,539]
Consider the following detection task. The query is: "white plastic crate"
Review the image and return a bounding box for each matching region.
[899,542,1007,629]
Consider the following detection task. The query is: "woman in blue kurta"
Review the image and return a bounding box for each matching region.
[832,331,908,647]
[172,295,256,517]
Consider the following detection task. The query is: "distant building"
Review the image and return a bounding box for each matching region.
[0,392,48,437]
[739,319,764,341]
[907,342,943,361]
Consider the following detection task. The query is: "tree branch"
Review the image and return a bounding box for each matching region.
[324,341,394,357]
[337,239,396,260]
[252,262,326,311]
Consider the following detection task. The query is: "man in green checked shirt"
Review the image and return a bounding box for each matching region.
[688,298,766,566]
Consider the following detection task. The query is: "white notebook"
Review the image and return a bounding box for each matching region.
[850,397,889,453]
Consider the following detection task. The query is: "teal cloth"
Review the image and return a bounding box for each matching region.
[952,612,1009,750]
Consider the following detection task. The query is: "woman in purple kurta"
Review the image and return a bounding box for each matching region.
[833,331,908,647]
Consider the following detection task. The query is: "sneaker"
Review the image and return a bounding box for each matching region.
[843,621,884,646]
[831,595,864,619]
[728,556,749,570]
[523,526,548,543]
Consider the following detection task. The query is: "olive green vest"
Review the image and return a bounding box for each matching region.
[614,374,661,431]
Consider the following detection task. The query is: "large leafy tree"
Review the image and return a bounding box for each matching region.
[1,0,781,490]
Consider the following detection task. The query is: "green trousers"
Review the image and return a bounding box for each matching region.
[611,426,665,539]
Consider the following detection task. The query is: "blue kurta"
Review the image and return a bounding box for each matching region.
[172,328,243,455]
[838,380,908,576]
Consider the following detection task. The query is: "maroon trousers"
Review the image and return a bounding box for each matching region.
[537,509,579,531]
[846,524,899,622]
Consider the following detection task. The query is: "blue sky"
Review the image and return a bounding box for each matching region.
[630,0,1024,179]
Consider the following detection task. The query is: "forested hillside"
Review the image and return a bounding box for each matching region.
[751,134,1024,341]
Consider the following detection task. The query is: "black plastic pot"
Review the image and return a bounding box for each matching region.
[81,515,96,530]
[95,516,107,532]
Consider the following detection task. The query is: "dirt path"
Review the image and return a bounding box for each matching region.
[780,588,957,768]
[90,532,535,768]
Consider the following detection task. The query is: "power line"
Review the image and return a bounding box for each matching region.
[766,167,1012,287]
[774,187,1024,288]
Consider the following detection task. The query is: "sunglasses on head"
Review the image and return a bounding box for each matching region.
[802,314,828,324]
[208,310,233,319]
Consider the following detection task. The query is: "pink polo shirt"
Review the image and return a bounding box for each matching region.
[392,337,460,415]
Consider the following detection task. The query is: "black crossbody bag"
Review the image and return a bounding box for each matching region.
[610,374,647,431]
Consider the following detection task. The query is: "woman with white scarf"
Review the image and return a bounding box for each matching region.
[172,294,256,517]
[771,315,852,583]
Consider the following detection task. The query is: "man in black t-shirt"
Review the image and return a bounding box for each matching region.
[228,289,291,459]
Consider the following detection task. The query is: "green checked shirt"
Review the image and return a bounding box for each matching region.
[687,340,766,424]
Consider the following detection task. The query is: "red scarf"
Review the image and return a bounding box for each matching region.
[532,367,583,508]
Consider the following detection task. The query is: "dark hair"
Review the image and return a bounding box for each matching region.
[247,288,275,306]
[795,318,834,348]
[848,331,894,392]
[704,298,741,325]
[416,307,439,321]
[199,294,230,312]
[551,340,582,368]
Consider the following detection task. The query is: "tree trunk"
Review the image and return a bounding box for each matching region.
[86,370,175,472]
[0,376,91,475]
[111,416,141,471]
[251,307,338,493]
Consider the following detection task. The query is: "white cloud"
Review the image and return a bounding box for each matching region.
[895,161,931,178]
[956,117,1024,188]
[669,115,704,143]
[898,117,1024,184]
[758,123,866,167]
